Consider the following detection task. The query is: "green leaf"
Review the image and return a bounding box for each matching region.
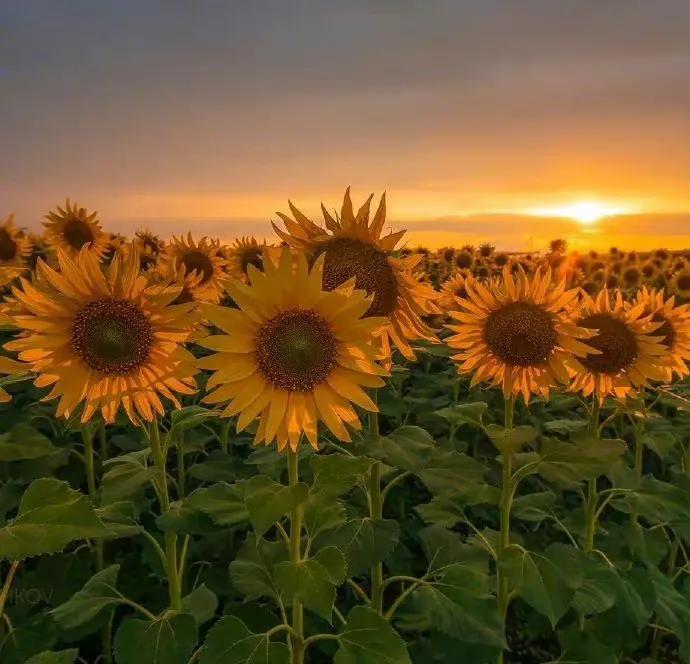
[375,426,436,471]
[157,501,222,535]
[334,606,411,664]
[113,613,198,664]
[241,475,309,536]
[310,454,373,498]
[50,565,124,630]
[199,615,289,664]
[512,492,557,522]
[101,452,153,504]
[542,419,588,435]
[416,485,499,526]
[0,478,110,561]
[185,483,249,527]
[502,546,573,627]
[0,424,58,461]
[486,424,538,454]
[169,405,219,439]
[417,450,489,495]
[556,626,617,664]
[648,567,690,659]
[303,493,347,537]
[229,533,288,601]
[275,556,339,621]
[96,501,143,539]
[434,402,488,429]
[317,518,399,576]
[182,584,218,626]
[25,651,79,664]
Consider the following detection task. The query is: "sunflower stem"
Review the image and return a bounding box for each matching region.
[367,400,384,616]
[82,424,110,662]
[631,417,646,527]
[584,400,601,553]
[287,451,304,664]
[496,394,515,664]
[148,418,182,612]
[0,561,20,627]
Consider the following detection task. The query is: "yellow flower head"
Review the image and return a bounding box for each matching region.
[569,289,668,402]
[226,236,270,283]
[4,247,198,424]
[159,233,228,303]
[198,248,387,452]
[447,267,596,403]
[43,199,108,261]
[272,188,439,361]
[630,287,690,381]
[0,215,33,268]
[437,271,468,312]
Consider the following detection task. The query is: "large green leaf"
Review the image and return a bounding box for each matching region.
[502,546,573,627]
[274,547,346,621]
[113,613,198,664]
[229,533,288,601]
[310,454,373,498]
[199,615,289,664]
[0,478,110,560]
[434,402,488,429]
[184,483,249,526]
[358,426,436,472]
[334,606,411,664]
[50,565,125,630]
[182,584,218,626]
[0,424,57,461]
[101,451,153,504]
[240,475,309,535]
[417,449,489,496]
[317,518,399,576]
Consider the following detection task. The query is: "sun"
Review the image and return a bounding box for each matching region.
[529,200,627,226]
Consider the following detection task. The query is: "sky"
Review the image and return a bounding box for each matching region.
[2,0,689,251]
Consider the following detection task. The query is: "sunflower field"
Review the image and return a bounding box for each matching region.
[0,191,689,664]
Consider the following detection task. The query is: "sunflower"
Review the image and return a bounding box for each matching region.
[197,248,387,452]
[631,287,690,380]
[447,267,595,403]
[569,289,668,402]
[134,229,165,256]
[0,215,32,268]
[4,247,198,424]
[159,234,228,303]
[43,199,109,261]
[437,271,468,311]
[272,189,438,361]
[672,270,690,300]
[226,236,270,283]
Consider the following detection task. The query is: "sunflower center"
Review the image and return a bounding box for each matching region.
[579,313,638,375]
[256,309,337,391]
[72,299,154,375]
[63,218,95,249]
[677,274,690,291]
[0,229,17,260]
[652,312,675,349]
[182,250,214,283]
[241,247,264,274]
[483,301,557,366]
[319,238,397,317]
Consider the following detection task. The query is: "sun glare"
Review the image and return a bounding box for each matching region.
[528,201,628,226]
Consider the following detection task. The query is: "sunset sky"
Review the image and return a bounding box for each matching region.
[2,1,689,250]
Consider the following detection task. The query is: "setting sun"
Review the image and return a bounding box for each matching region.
[527,201,630,226]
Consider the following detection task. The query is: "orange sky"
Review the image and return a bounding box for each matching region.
[2,2,689,251]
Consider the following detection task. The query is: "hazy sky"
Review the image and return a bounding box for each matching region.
[2,0,689,249]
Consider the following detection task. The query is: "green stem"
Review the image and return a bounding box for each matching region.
[149,419,182,612]
[368,407,384,615]
[583,401,602,553]
[497,395,515,664]
[0,561,20,624]
[631,419,645,527]
[81,427,105,572]
[287,451,304,664]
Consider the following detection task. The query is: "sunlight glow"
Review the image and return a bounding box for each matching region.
[528,201,629,225]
